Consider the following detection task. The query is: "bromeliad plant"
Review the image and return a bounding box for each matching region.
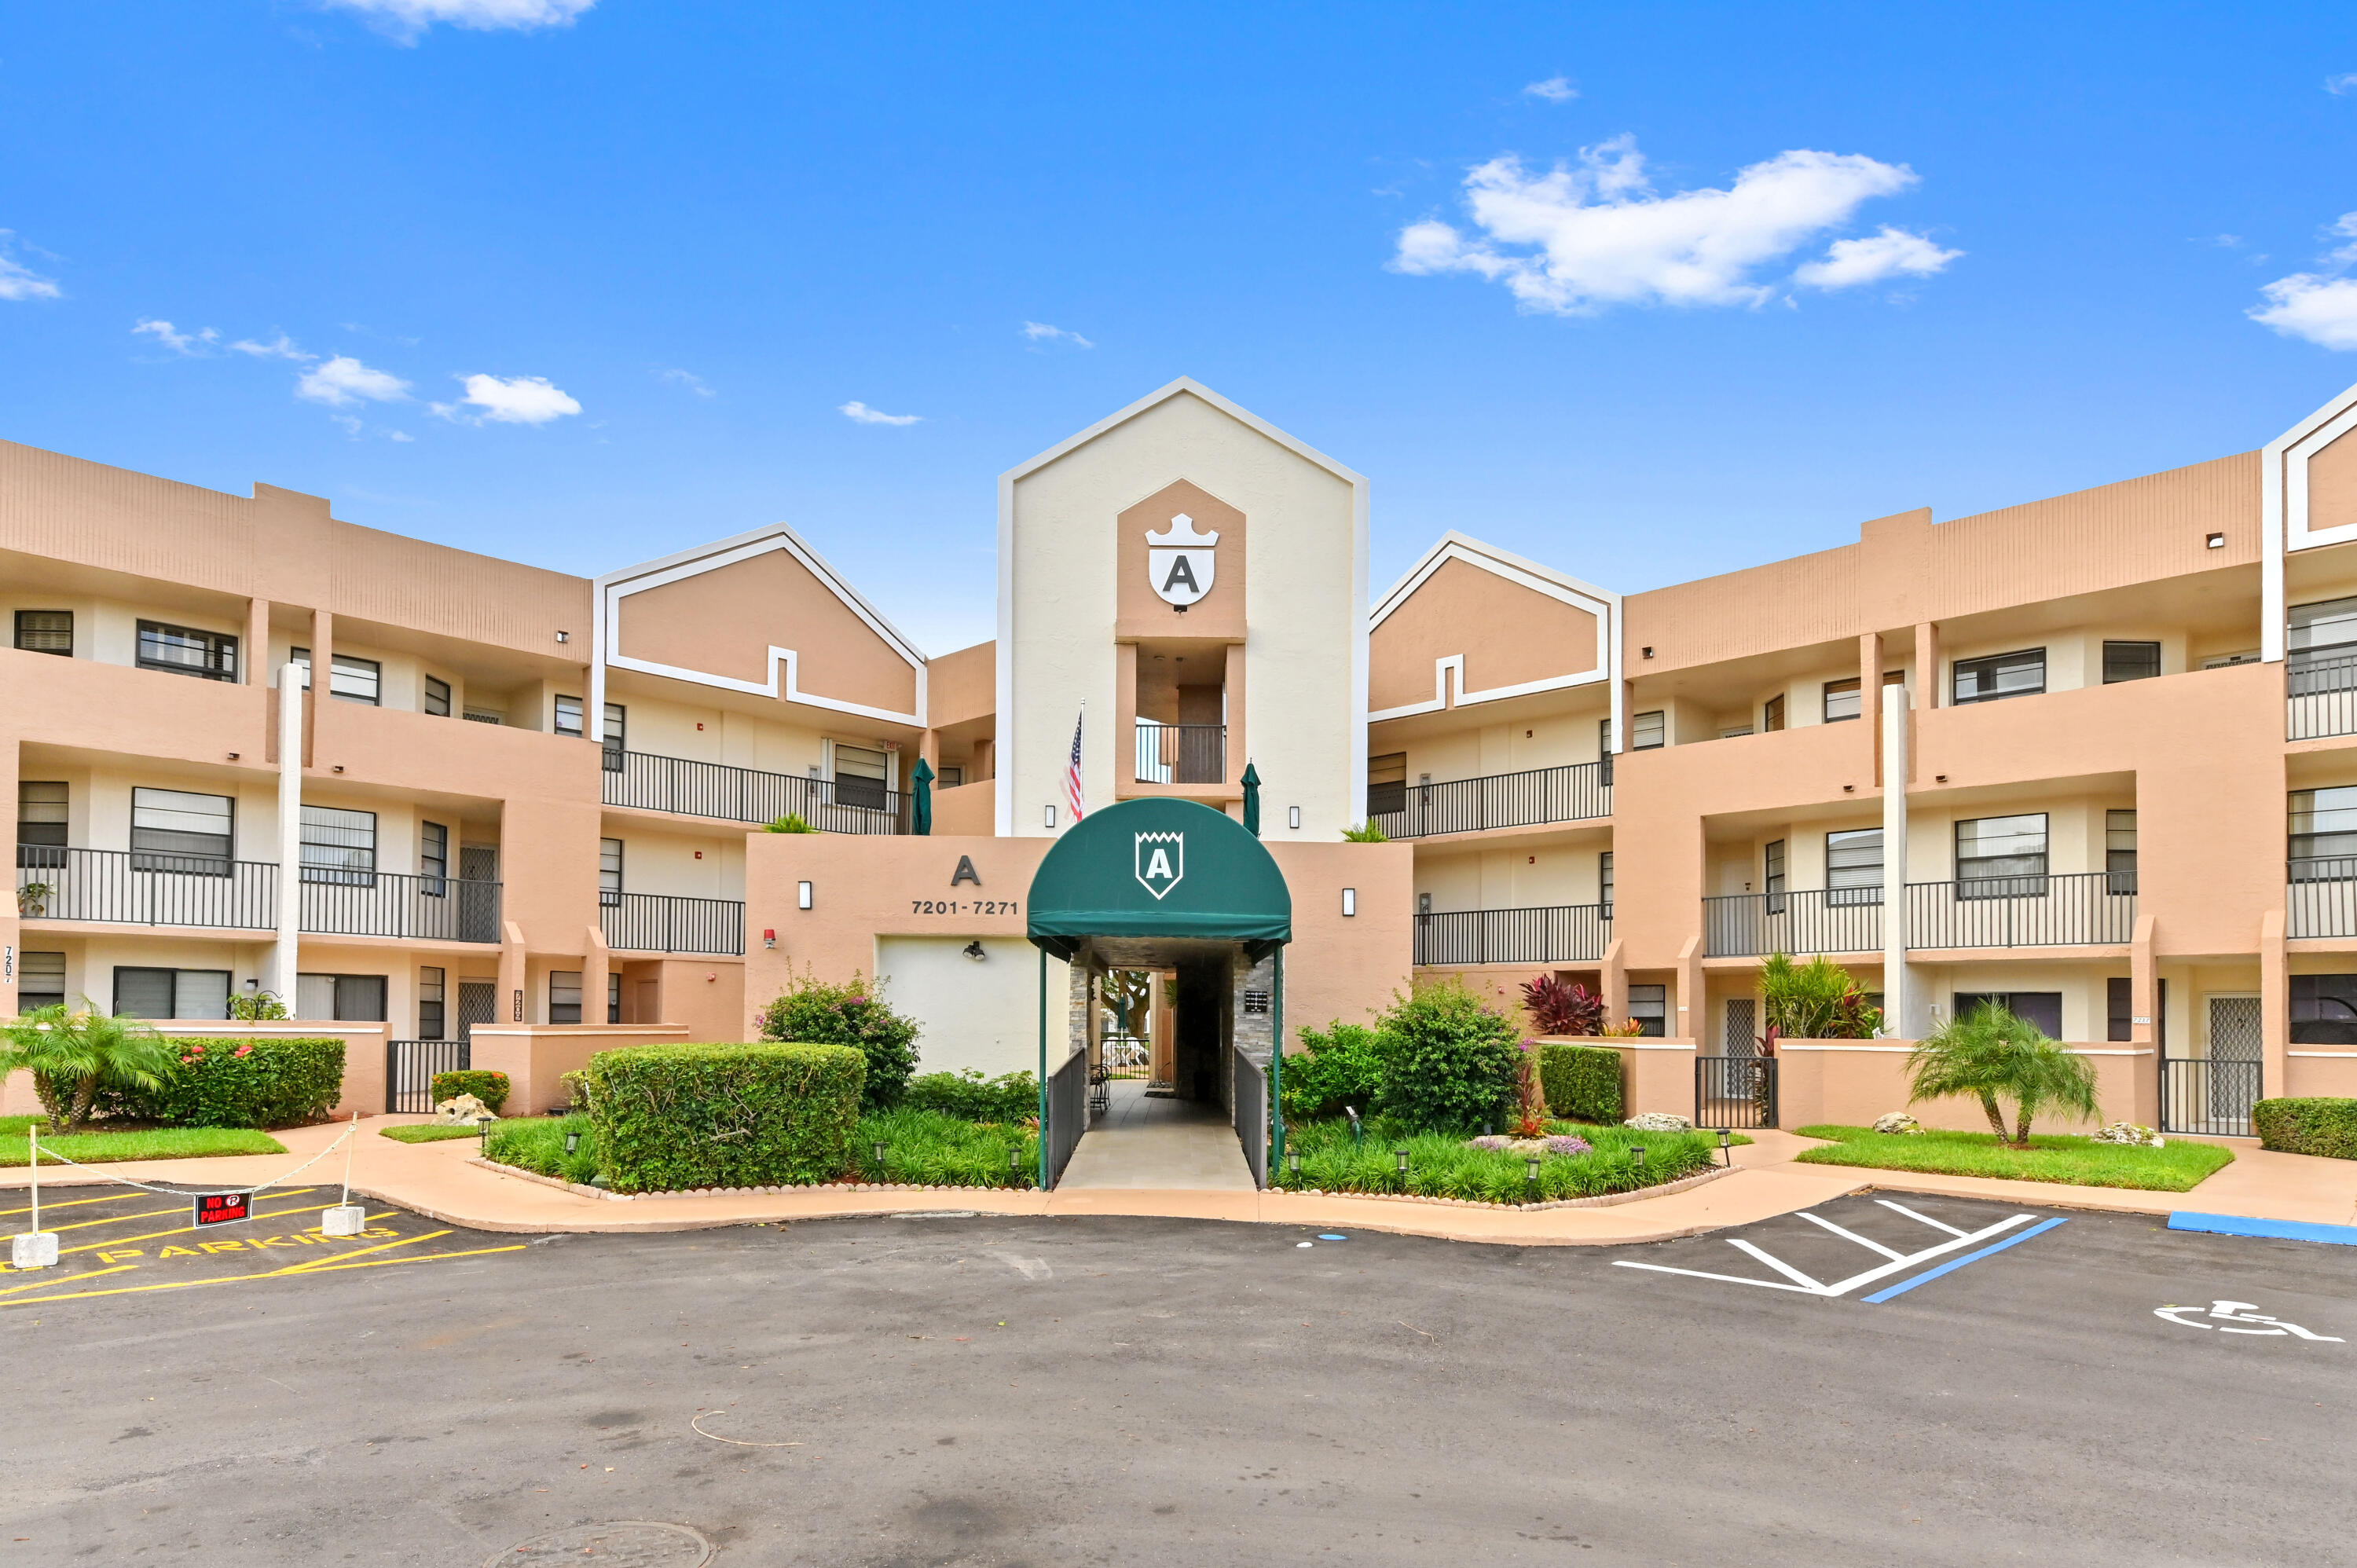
[1905,1000,2099,1146]
[1759,952,1885,1040]
[1520,975,1605,1037]
[0,1000,180,1132]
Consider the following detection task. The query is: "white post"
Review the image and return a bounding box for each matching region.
[273,662,305,1006]
[1881,690,1910,1037]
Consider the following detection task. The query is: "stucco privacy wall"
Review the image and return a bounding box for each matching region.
[1369,553,1606,711]
[999,381,1368,837]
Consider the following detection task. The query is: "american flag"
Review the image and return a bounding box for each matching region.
[1064,704,1086,824]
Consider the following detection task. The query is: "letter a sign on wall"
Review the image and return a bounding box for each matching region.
[1135,831,1185,899]
[1146,514,1217,607]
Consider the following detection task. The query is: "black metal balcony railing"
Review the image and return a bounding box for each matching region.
[2287,652,2357,741]
[15,847,277,930]
[2288,855,2357,937]
[299,871,504,943]
[1413,903,1611,965]
[1134,720,1226,786]
[603,749,906,833]
[1703,888,1883,958]
[1370,760,1611,840]
[600,892,746,956]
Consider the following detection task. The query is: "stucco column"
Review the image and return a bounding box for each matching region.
[1113,644,1138,793]
[0,737,19,1019]
[500,920,530,1027]
[1879,690,1910,1036]
[2129,913,2161,1125]
[1859,632,1883,780]
[1914,621,1941,713]
[244,597,271,686]
[2260,908,2288,1100]
[582,925,610,1028]
[1223,640,1248,791]
[271,661,305,1006]
[1674,934,1703,1043]
[1601,937,1628,1025]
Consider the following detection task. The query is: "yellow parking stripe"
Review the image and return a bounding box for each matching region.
[260,1244,528,1278]
[0,1188,320,1223]
[0,1263,135,1298]
[46,1200,343,1259]
[0,1242,526,1306]
[274,1229,451,1273]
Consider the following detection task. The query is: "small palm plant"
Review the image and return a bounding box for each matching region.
[1340,821,1389,843]
[0,1001,180,1132]
[1905,1000,2099,1147]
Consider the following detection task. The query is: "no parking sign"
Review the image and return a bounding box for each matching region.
[192,1191,253,1228]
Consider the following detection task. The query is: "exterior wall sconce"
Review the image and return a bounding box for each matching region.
[1641,646,1655,659]
[555,630,570,643]
[797,881,813,910]
[1341,888,1356,917]
[226,752,239,760]
[2206,533,2225,548]
[332,764,343,773]
[1043,804,1057,829]
[762,928,776,949]
[1288,805,1301,830]
[962,940,986,961]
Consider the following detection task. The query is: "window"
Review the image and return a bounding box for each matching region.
[555,695,585,738]
[423,676,452,717]
[2106,809,2138,895]
[1956,812,2047,896]
[1630,710,1666,750]
[1826,828,1883,905]
[549,971,584,1025]
[1597,718,1615,785]
[833,744,891,811]
[299,804,377,885]
[297,973,387,1021]
[1953,991,2062,1039]
[13,610,71,656]
[19,951,66,1010]
[938,765,964,788]
[289,649,383,705]
[1599,851,1614,918]
[130,787,233,873]
[1823,677,1861,723]
[2289,595,2357,684]
[608,972,622,1025]
[420,821,449,894]
[602,702,626,769]
[113,967,230,1020]
[418,965,447,1041]
[1762,694,1785,733]
[599,837,624,906]
[1627,984,1667,1038]
[137,621,236,682]
[1367,753,1407,817]
[2291,974,2357,1045]
[18,780,67,869]
[2288,787,2357,876]
[1951,648,2044,705]
[2107,976,2166,1044]
[2102,640,2161,684]
[1764,839,1787,914]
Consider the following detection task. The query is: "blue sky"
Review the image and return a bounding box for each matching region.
[5,2,2357,654]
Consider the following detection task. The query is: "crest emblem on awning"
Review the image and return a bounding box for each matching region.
[1135,831,1184,899]
[1146,514,1217,606]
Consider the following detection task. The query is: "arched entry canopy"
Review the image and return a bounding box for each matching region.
[1026,798,1292,961]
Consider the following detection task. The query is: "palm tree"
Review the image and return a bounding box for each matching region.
[1904,1000,2099,1146]
[0,1001,179,1131]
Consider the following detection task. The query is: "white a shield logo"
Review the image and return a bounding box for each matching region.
[1146,513,1218,607]
[1135,831,1184,900]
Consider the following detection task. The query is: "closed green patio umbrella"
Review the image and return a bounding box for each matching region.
[1241,759,1261,837]
[911,756,934,836]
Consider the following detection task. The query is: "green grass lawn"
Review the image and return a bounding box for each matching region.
[1791,1123,2234,1191]
[1270,1117,1726,1203]
[379,1121,520,1145]
[0,1113,285,1166]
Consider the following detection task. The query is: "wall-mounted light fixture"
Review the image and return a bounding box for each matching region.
[332,764,344,773]
[2206,533,2226,549]
[1288,806,1301,830]
[962,940,987,962]
[762,928,776,949]
[226,752,239,761]
[555,630,571,643]
[1043,804,1057,829]
[1641,647,1655,659]
[797,881,813,910]
[1341,888,1357,917]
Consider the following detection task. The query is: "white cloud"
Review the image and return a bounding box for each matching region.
[839,401,922,426]
[231,332,313,361]
[1523,77,1578,103]
[296,355,412,407]
[1021,321,1094,348]
[387,430,415,441]
[1794,225,1961,288]
[321,0,594,42]
[658,368,714,397]
[1393,134,1941,313]
[2328,72,2357,95]
[0,234,60,301]
[329,414,364,437]
[2250,213,2357,350]
[432,372,582,425]
[133,319,218,354]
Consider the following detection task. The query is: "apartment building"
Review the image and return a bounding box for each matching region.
[6,375,2357,1134]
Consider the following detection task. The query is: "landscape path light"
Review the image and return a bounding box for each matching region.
[1287,1148,1301,1181]
[1009,1148,1023,1186]
[477,1112,495,1154]
[1392,1147,1409,1185]
[1630,1144,1647,1171]
[1718,1129,1732,1167]
[1525,1155,1541,1200]
[565,1128,581,1156]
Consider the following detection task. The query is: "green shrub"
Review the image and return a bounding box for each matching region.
[484,1115,601,1185]
[857,1107,1037,1186]
[1538,1042,1623,1123]
[1373,980,1521,1134]
[1281,1020,1384,1120]
[1272,1114,1715,1201]
[82,1036,346,1129]
[585,1042,863,1194]
[1340,822,1388,842]
[903,1069,1038,1123]
[763,814,817,833]
[429,1069,511,1114]
[2253,1097,2357,1160]
[757,967,920,1111]
[1760,951,1883,1040]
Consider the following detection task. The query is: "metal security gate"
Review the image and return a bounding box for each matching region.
[457,980,497,1040]
[1043,1048,1089,1189]
[386,1039,469,1113]
[2161,1060,2262,1137]
[1231,1046,1269,1189]
[1696,1055,1778,1130]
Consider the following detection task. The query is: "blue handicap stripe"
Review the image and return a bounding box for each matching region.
[2168,1211,2357,1247]
[1862,1217,2069,1303]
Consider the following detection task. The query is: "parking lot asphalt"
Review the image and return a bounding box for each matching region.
[5,1190,2352,1566]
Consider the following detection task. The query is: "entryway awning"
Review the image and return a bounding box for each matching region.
[1026,798,1291,962]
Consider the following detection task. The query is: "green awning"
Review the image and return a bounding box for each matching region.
[1027,797,1292,962]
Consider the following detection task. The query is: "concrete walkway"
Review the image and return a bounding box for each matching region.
[5,1116,2353,1245]
[1055,1082,1256,1191]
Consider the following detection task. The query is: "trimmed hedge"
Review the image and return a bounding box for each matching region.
[429,1069,511,1115]
[1538,1042,1624,1124]
[77,1036,345,1129]
[903,1069,1038,1123]
[2253,1097,2357,1160]
[585,1042,864,1194]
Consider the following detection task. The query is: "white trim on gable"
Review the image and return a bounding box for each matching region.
[1369,533,1622,724]
[593,523,927,731]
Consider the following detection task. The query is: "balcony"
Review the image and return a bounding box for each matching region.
[600,891,746,956]
[2289,857,2357,938]
[1703,872,2135,957]
[15,850,501,942]
[1372,761,1610,840]
[1413,903,1611,965]
[603,749,906,833]
[1134,720,1226,785]
[2288,654,2357,741]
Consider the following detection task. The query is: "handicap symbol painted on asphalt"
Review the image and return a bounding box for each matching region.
[2154,1300,2344,1341]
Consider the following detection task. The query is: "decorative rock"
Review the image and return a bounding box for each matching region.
[431,1092,497,1127]
[1623,1112,1695,1133]
[1871,1112,1925,1135]
[2090,1120,2166,1148]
